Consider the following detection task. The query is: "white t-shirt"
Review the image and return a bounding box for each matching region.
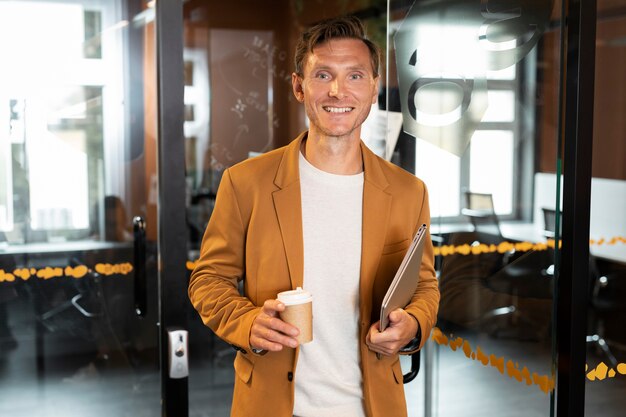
[294,151,365,417]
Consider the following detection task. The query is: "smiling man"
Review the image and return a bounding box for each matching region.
[189,15,439,417]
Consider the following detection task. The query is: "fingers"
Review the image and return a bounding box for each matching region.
[250,299,300,352]
[261,300,300,337]
[366,322,398,356]
[366,323,394,356]
[366,310,418,356]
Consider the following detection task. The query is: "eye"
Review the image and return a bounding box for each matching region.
[315,72,330,80]
[349,73,364,80]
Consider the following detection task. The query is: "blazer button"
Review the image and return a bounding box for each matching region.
[287,372,293,382]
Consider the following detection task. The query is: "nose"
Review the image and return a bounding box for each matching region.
[329,79,345,99]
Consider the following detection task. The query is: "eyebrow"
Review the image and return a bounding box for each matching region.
[310,64,369,72]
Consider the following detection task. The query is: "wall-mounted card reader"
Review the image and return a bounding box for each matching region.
[168,329,189,379]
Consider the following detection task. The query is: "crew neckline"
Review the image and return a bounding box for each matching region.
[299,151,364,186]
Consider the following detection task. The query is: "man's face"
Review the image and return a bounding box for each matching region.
[292,38,379,140]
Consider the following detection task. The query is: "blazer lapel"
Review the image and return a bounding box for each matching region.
[272,133,306,290]
[359,143,391,322]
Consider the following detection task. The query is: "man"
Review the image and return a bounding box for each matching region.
[189,15,439,417]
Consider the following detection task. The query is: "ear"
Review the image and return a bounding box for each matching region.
[292,72,305,102]
[371,75,380,104]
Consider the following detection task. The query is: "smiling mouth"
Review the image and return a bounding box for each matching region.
[323,106,354,113]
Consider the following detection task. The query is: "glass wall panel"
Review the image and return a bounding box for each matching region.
[0,1,161,415]
[584,1,626,415]
[387,0,562,416]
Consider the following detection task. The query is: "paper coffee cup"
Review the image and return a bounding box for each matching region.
[277,287,313,344]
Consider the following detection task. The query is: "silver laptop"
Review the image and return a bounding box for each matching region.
[379,224,428,331]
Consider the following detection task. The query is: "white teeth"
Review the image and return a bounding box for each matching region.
[324,107,352,113]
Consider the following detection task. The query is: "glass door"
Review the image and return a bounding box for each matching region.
[386,0,566,416]
[182,1,423,415]
[0,0,163,415]
[585,0,626,414]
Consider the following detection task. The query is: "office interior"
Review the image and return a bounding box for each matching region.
[0,0,624,416]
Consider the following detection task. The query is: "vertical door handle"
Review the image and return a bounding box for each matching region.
[133,216,147,317]
[403,350,421,384]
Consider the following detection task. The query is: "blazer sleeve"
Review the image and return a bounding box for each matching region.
[403,183,440,352]
[188,169,260,351]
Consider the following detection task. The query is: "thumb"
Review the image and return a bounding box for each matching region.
[262,299,284,317]
[388,309,404,325]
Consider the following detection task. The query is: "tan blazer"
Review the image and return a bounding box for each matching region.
[189,132,440,417]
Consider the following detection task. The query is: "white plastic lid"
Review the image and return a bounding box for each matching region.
[277,287,313,305]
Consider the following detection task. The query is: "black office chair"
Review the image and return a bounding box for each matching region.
[541,207,560,239]
[438,231,553,340]
[542,207,625,364]
[587,259,626,367]
[37,257,104,340]
[462,191,503,243]
[461,191,527,271]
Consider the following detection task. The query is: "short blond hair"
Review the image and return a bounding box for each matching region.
[294,15,381,78]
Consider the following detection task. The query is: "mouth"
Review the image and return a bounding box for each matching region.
[323,106,354,113]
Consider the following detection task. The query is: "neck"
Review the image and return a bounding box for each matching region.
[302,132,363,175]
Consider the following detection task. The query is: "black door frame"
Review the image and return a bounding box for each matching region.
[156,0,188,416]
[555,0,596,416]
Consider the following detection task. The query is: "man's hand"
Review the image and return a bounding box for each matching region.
[366,309,419,357]
[250,299,300,352]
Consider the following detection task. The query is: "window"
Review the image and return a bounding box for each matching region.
[0,1,126,242]
[393,18,529,220]
[0,104,13,232]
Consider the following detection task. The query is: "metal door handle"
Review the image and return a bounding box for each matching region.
[133,216,147,317]
[403,351,421,384]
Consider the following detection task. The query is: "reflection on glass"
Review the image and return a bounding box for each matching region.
[29,86,98,232]
[183,49,210,191]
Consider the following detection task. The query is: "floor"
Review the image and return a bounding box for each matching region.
[1,294,625,417]
[430,327,626,417]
